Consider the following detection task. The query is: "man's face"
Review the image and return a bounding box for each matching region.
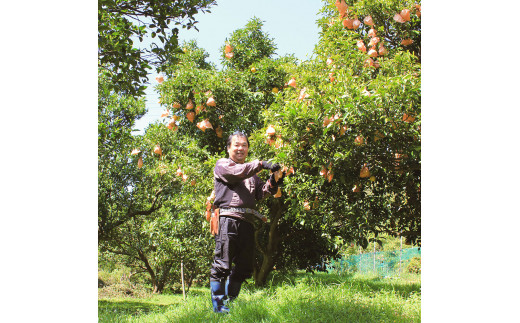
[227,135,249,164]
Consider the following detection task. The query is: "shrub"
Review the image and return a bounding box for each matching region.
[407,256,421,274]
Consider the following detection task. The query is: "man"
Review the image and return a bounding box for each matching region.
[209,131,282,313]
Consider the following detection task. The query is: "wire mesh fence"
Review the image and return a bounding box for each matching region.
[327,247,421,277]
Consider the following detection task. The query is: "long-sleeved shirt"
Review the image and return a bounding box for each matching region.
[213,158,277,224]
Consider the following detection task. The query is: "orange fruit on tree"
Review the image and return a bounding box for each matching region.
[339,124,348,136]
[352,19,361,29]
[182,174,188,182]
[137,157,143,168]
[216,126,223,138]
[186,99,194,110]
[368,37,380,47]
[335,0,348,18]
[378,44,388,56]
[207,97,216,107]
[360,163,370,178]
[190,179,196,186]
[403,113,415,123]
[176,168,183,177]
[364,58,375,67]
[288,77,297,88]
[172,102,181,109]
[225,52,234,59]
[326,58,333,65]
[368,48,378,58]
[356,40,367,52]
[131,148,140,155]
[272,87,279,93]
[266,125,276,136]
[161,109,170,118]
[368,28,377,38]
[393,13,405,23]
[401,9,411,21]
[329,72,335,83]
[153,144,162,156]
[401,38,414,46]
[352,184,361,192]
[327,170,334,182]
[320,165,328,178]
[225,43,233,53]
[370,176,375,182]
[156,75,164,83]
[250,67,257,73]
[186,111,195,122]
[354,135,365,145]
[342,18,354,29]
[303,200,311,211]
[363,16,374,26]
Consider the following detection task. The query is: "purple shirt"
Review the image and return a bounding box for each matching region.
[213,158,277,222]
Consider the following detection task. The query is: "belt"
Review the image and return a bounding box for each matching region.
[219,207,267,222]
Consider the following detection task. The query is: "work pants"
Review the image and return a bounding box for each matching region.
[209,216,255,283]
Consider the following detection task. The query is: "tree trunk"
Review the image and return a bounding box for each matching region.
[137,249,160,293]
[254,199,284,286]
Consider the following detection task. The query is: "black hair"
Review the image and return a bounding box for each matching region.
[226,131,249,148]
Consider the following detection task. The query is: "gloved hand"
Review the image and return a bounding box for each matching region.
[261,161,281,172]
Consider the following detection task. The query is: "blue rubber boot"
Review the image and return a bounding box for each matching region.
[210,281,229,313]
[226,279,243,303]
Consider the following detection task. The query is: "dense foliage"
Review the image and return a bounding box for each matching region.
[98,0,215,97]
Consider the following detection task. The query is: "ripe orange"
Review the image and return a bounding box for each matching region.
[368,48,378,58]
[156,75,164,83]
[329,72,335,83]
[327,170,334,182]
[161,109,170,118]
[131,148,140,155]
[355,135,365,145]
[172,102,181,109]
[225,43,232,53]
[401,9,411,21]
[326,58,333,65]
[176,168,183,177]
[207,97,216,107]
[288,77,297,88]
[186,111,195,122]
[186,99,194,110]
[364,58,375,67]
[303,200,311,211]
[403,113,415,123]
[250,67,257,73]
[339,124,348,136]
[266,125,276,136]
[360,163,370,178]
[272,87,279,93]
[335,0,348,18]
[225,52,234,59]
[320,165,328,178]
[368,28,377,38]
[356,40,367,52]
[153,144,162,155]
[216,126,223,138]
[393,13,405,23]
[363,16,374,26]
[182,174,188,182]
[352,19,361,29]
[368,37,380,47]
[342,18,354,29]
[401,39,414,46]
[137,157,143,168]
[378,44,388,56]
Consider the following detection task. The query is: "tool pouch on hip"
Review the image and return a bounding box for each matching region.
[210,208,220,235]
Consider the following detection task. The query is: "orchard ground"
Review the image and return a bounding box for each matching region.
[99,271,421,322]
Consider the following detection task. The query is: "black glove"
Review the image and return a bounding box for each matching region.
[262,161,281,172]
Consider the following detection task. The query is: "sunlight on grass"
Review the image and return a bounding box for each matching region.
[99,272,420,322]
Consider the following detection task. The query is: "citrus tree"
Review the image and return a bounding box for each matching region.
[250,0,421,259]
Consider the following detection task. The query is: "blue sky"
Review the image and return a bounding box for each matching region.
[133,0,324,134]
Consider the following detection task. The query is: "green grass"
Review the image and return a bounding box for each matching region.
[99,272,420,322]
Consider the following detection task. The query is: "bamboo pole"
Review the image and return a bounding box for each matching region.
[181,261,186,301]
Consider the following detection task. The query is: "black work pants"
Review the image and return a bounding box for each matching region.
[210,216,255,283]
